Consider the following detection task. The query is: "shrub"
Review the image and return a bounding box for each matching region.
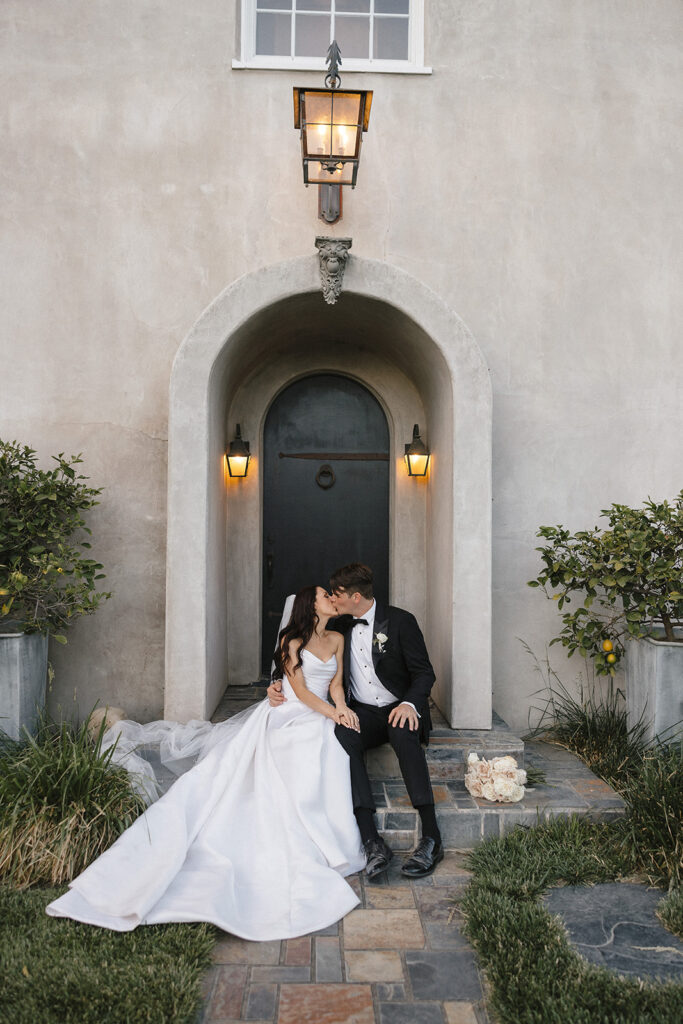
[528,493,683,675]
[0,440,110,641]
[0,713,146,888]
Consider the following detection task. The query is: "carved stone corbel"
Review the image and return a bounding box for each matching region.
[315,236,352,305]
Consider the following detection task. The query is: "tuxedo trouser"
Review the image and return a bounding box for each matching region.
[334,701,434,812]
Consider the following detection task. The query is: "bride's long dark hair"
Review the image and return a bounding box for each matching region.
[272,585,320,681]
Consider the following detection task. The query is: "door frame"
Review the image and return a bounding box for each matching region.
[259,370,392,674]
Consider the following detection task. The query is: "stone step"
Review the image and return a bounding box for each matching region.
[366,708,525,783]
[371,739,627,849]
[212,688,627,848]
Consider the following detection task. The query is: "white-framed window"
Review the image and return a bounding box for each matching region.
[234,0,430,74]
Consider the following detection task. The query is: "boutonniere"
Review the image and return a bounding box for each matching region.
[373,631,388,654]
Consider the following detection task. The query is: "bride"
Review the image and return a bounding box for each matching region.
[46,586,366,939]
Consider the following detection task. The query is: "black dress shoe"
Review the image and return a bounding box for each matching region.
[401,837,444,877]
[363,838,393,880]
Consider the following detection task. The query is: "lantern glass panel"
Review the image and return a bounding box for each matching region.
[331,92,362,125]
[331,124,360,158]
[306,159,355,185]
[227,455,249,478]
[304,91,333,125]
[305,122,333,157]
[407,453,429,476]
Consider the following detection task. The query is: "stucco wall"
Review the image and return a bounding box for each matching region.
[1,1,681,728]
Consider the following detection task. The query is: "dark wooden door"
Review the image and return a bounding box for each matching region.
[261,374,389,674]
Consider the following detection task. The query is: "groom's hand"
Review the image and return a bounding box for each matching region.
[267,680,286,706]
[388,703,419,731]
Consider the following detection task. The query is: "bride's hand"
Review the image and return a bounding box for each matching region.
[334,706,360,732]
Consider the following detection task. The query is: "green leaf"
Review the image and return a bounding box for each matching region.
[52,635,67,645]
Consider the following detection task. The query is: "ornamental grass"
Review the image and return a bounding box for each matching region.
[526,644,683,888]
[460,818,683,1024]
[0,712,146,889]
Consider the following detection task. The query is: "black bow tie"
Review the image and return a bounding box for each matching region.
[352,618,369,627]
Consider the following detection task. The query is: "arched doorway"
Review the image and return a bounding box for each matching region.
[164,255,492,730]
[261,374,390,673]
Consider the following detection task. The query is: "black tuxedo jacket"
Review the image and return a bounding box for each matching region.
[328,603,435,744]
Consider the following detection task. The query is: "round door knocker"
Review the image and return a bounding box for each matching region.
[315,464,336,490]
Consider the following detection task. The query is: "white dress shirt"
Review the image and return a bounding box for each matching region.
[349,601,418,714]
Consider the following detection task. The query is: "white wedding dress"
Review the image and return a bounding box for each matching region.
[46,652,365,939]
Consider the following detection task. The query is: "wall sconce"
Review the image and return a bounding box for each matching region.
[226,424,251,478]
[293,40,372,225]
[404,424,430,477]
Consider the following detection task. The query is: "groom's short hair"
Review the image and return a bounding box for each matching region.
[329,563,374,600]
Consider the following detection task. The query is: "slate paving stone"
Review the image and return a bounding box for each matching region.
[378,1001,446,1023]
[444,1002,481,1024]
[250,965,311,983]
[314,935,344,982]
[375,983,407,1001]
[544,882,683,982]
[414,886,462,922]
[244,983,277,1020]
[284,936,311,965]
[406,949,483,1002]
[365,885,416,909]
[312,921,339,936]
[213,935,281,965]
[424,921,472,950]
[278,983,374,1024]
[205,964,247,1018]
[345,950,404,982]
[384,812,421,830]
[343,909,425,949]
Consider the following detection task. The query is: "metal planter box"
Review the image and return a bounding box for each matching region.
[0,631,49,740]
[626,633,683,744]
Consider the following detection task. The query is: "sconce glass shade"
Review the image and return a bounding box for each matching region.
[293,87,372,187]
[226,424,251,478]
[404,424,430,477]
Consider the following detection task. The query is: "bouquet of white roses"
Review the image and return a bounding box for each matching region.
[464,753,527,803]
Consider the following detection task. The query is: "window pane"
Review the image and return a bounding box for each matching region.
[375,0,409,13]
[295,14,331,56]
[373,15,408,58]
[256,12,291,55]
[257,1,292,10]
[335,15,370,58]
[297,0,331,10]
[336,0,370,12]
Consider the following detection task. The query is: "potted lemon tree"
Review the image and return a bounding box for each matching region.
[0,440,110,738]
[529,493,683,742]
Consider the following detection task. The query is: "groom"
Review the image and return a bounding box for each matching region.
[268,562,443,879]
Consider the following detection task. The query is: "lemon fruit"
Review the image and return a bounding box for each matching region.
[602,639,614,652]
[606,653,617,664]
